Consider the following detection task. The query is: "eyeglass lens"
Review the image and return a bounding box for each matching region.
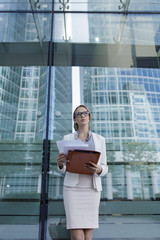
[76,111,89,118]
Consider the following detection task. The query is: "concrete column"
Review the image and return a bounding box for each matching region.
[126,170,133,200]
[107,172,113,200]
[55,177,60,198]
[37,174,41,193]
[151,171,159,199]
[0,175,6,197]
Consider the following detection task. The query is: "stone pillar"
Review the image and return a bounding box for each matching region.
[107,172,113,200]
[55,176,60,198]
[37,174,41,193]
[126,170,133,200]
[151,171,159,199]
[0,174,6,197]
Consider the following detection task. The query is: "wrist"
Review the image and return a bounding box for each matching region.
[97,166,102,175]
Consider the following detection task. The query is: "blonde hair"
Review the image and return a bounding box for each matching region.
[73,105,92,131]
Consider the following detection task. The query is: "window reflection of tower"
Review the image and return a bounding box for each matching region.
[82,67,160,200]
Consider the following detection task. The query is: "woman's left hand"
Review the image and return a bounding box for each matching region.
[85,162,102,175]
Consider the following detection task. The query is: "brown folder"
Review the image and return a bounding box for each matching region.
[66,150,101,175]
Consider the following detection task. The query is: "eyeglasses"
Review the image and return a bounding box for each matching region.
[74,111,90,118]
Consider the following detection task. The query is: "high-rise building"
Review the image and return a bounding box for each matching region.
[0,6,72,142]
[83,0,160,151]
[1,1,160,239]
[82,67,160,151]
[0,66,21,139]
[80,0,160,200]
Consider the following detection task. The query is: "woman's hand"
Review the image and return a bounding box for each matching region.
[57,153,67,169]
[85,162,102,175]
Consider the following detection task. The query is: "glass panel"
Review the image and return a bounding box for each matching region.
[46,67,73,140]
[1,0,160,239]
[0,65,48,239]
[54,13,160,45]
[55,0,160,12]
[0,0,52,11]
[0,65,49,238]
[48,5,160,240]
[0,12,51,66]
[47,67,160,240]
[0,13,51,42]
[48,66,72,239]
[0,9,50,240]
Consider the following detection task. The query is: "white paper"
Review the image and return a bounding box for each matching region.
[56,140,88,154]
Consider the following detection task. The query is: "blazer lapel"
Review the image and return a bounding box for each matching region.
[92,132,101,152]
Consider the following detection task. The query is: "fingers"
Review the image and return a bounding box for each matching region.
[57,153,67,168]
[87,161,96,167]
[85,162,102,175]
[85,162,97,173]
[57,153,66,158]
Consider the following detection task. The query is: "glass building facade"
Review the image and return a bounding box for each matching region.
[0,1,160,240]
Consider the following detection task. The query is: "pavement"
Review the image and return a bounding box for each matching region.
[0,215,160,240]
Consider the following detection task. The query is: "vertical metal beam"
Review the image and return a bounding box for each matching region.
[38,1,54,240]
[114,0,131,43]
[29,0,46,65]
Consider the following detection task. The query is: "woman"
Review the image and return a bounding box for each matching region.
[57,105,108,240]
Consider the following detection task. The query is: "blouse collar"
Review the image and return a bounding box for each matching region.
[74,130,92,142]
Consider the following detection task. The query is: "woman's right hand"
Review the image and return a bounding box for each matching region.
[57,153,67,169]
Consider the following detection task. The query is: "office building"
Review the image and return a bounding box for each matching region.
[0,1,160,239]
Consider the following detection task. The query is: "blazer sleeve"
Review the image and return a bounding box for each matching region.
[96,136,108,177]
[57,135,68,174]
[57,162,66,174]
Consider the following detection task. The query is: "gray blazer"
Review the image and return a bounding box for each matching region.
[58,132,108,191]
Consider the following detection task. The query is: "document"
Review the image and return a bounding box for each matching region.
[56,139,88,154]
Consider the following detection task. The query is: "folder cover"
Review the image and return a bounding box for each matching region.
[66,150,101,175]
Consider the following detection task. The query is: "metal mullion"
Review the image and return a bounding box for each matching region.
[38,1,54,240]
[0,10,160,14]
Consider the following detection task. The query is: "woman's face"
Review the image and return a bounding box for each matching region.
[74,106,90,129]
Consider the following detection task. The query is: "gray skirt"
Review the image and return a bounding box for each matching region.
[63,174,101,229]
